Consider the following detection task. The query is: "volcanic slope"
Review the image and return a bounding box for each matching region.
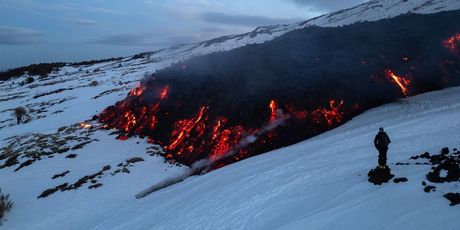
[93,86,460,230]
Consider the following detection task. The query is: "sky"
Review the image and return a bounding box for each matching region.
[0,0,366,70]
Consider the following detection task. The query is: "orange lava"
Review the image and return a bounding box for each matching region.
[129,83,146,97]
[442,33,460,52]
[312,100,345,126]
[384,69,411,96]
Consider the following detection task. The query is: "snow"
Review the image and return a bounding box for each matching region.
[0,57,188,229]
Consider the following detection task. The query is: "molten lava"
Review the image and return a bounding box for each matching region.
[166,106,208,154]
[442,33,460,53]
[385,69,411,96]
[269,100,278,123]
[80,122,92,129]
[100,81,350,167]
[159,86,169,100]
[312,100,344,127]
[129,83,146,97]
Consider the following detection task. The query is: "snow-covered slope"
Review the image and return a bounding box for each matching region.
[1,0,460,229]
[146,0,460,66]
[85,87,460,230]
[2,84,459,229]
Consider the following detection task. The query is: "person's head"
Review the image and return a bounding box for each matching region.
[379,127,384,132]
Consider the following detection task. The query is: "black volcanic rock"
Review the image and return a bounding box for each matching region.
[368,167,395,185]
[393,177,408,183]
[444,193,460,206]
[424,185,436,193]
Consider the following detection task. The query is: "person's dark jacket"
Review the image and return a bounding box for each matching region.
[374,131,391,149]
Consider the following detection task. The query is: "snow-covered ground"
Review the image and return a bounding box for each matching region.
[0,57,188,229]
[2,74,460,229]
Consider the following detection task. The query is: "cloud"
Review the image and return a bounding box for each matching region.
[52,3,126,15]
[199,12,303,27]
[0,26,41,45]
[73,19,97,26]
[289,0,367,12]
[92,31,204,47]
[93,32,173,46]
[86,6,126,15]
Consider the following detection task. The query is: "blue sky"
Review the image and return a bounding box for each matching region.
[0,0,365,70]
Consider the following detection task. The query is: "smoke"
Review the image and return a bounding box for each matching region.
[191,108,289,174]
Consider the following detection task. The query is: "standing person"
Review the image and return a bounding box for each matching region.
[374,127,391,168]
[14,107,26,124]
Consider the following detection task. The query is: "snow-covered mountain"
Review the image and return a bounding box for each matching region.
[1,0,460,229]
[145,0,460,66]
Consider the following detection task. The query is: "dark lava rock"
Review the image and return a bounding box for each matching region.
[52,170,70,179]
[444,193,460,206]
[38,188,59,199]
[57,148,70,154]
[368,166,395,185]
[126,157,144,164]
[66,154,77,159]
[426,158,460,183]
[37,183,68,199]
[441,147,449,155]
[14,159,35,172]
[102,165,111,171]
[88,183,103,190]
[424,185,436,193]
[1,155,19,168]
[393,177,408,183]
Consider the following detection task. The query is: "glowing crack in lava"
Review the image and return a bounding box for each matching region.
[385,69,411,96]
[442,33,460,53]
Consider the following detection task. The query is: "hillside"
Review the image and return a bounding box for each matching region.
[1,0,460,229]
[2,85,460,229]
[85,87,460,230]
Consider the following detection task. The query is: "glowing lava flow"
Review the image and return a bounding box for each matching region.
[160,86,169,100]
[80,122,92,129]
[269,100,278,123]
[166,106,208,155]
[385,69,411,96]
[129,83,146,97]
[209,118,244,161]
[442,33,460,53]
[100,80,350,166]
[99,85,170,134]
[312,100,344,126]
